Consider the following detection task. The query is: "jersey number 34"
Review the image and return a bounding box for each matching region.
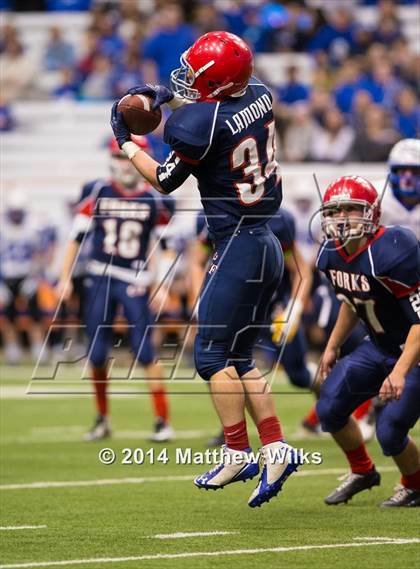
[231,120,280,206]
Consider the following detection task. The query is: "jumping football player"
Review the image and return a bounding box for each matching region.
[110,31,302,507]
[316,175,420,507]
[56,136,174,442]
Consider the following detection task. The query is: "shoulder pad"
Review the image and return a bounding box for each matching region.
[164,102,219,164]
[77,179,107,203]
[248,76,273,100]
[371,226,418,274]
[76,179,105,216]
[77,180,98,204]
[370,226,420,295]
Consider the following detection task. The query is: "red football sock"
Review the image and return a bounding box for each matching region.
[258,416,284,446]
[224,420,250,451]
[353,399,372,420]
[401,469,420,491]
[345,444,374,474]
[303,405,319,427]
[92,367,108,417]
[151,388,169,422]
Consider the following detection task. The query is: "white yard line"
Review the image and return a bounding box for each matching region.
[0,526,47,531]
[0,466,398,491]
[0,538,418,568]
[0,476,193,490]
[152,531,238,539]
[1,430,214,445]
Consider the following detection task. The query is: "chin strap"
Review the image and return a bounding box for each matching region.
[167,93,192,110]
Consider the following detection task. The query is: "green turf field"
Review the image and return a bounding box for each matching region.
[1,364,419,569]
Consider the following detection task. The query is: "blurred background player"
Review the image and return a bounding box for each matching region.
[316,176,420,508]
[56,135,174,442]
[381,138,420,238]
[0,192,48,365]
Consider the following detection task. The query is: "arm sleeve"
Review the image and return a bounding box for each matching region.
[398,286,420,325]
[68,182,97,242]
[376,229,420,298]
[156,151,194,194]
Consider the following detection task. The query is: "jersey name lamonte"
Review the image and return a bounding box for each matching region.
[316,225,420,356]
[157,78,282,237]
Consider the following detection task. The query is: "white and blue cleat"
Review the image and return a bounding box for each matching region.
[248,442,302,508]
[194,446,259,490]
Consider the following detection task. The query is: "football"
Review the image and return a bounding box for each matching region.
[117,94,162,135]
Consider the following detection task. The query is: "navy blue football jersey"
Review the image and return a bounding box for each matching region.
[71,179,174,272]
[158,78,282,237]
[317,226,420,355]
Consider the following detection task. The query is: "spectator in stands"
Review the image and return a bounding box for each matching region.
[111,47,143,99]
[80,53,114,100]
[52,67,79,99]
[0,35,35,101]
[96,14,125,63]
[142,2,197,85]
[220,0,248,38]
[334,59,362,114]
[263,1,316,53]
[358,59,402,108]
[282,102,316,162]
[42,26,75,71]
[77,27,100,82]
[351,25,374,56]
[347,103,399,161]
[309,86,333,125]
[373,15,402,45]
[192,3,227,35]
[394,87,420,138]
[0,22,19,52]
[390,37,418,90]
[277,65,311,105]
[372,0,403,44]
[350,89,374,130]
[310,107,355,163]
[376,0,401,27]
[309,8,356,64]
[118,0,143,43]
[240,5,268,53]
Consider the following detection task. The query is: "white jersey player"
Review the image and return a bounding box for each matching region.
[0,193,48,363]
[380,139,420,238]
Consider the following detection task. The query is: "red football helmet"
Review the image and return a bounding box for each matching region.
[320,176,381,240]
[108,134,149,156]
[109,135,150,188]
[170,31,253,101]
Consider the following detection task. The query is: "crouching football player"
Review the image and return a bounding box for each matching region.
[316,175,420,507]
